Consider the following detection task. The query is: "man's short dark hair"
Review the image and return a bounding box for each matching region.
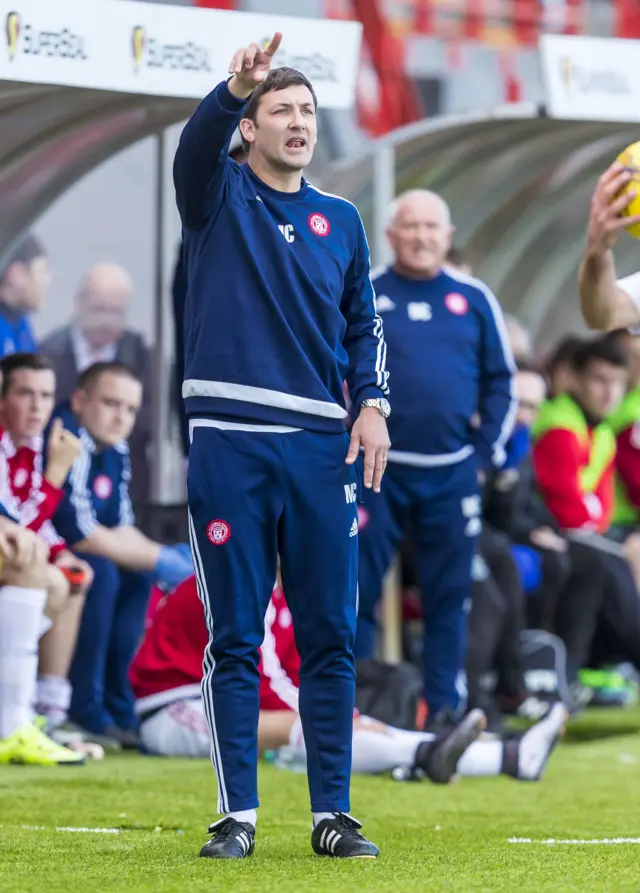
[0,234,46,284]
[0,352,54,397]
[77,361,141,393]
[572,335,628,374]
[545,335,585,376]
[240,67,318,154]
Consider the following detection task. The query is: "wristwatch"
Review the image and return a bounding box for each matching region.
[361,398,391,419]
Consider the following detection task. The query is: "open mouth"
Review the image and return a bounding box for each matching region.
[286,137,306,149]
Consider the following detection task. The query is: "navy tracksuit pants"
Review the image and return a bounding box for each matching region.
[69,556,152,734]
[187,421,360,815]
[354,455,479,715]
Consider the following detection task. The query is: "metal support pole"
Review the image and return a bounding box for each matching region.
[372,143,396,268]
[150,130,166,503]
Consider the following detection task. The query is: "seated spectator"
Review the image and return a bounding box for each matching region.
[39,264,151,503]
[485,360,572,629]
[0,515,85,765]
[0,352,94,734]
[533,336,626,533]
[47,361,193,747]
[0,234,50,358]
[544,335,584,399]
[130,576,566,783]
[530,337,640,683]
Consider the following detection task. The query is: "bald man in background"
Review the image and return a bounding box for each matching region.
[354,190,516,726]
[39,264,151,503]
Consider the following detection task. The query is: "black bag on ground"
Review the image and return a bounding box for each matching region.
[518,629,573,718]
[355,659,423,730]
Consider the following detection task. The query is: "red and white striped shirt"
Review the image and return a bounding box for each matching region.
[130,576,301,715]
[0,428,66,558]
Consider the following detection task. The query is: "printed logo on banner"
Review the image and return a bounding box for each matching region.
[261,36,338,83]
[4,11,87,62]
[132,25,145,72]
[558,55,632,99]
[131,25,211,74]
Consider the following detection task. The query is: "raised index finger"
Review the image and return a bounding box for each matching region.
[263,32,282,57]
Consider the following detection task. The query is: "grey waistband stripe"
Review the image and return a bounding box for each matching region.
[183,379,348,420]
[190,418,301,434]
[387,445,475,467]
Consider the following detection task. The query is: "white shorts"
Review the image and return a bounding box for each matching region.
[139,698,209,758]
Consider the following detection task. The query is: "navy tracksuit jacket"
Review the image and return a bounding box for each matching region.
[355,266,515,715]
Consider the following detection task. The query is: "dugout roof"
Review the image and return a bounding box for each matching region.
[330,108,640,349]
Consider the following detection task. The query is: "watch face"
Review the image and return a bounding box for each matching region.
[380,399,391,417]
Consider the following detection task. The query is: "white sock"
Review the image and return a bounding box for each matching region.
[292,713,434,778]
[36,675,71,729]
[313,812,334,826]
[517,703,566,781]
[225,809,257,827]
[0,586,47,738]
[456,740,503,776]
[352,719,434,774]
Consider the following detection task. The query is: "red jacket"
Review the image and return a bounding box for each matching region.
[130,577,300,714]
[532,397,616,534]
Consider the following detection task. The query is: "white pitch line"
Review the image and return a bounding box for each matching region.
[509,837,640,845]
[20,825,121,835]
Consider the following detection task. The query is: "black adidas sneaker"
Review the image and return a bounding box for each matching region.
[200,817,255,859]
[415,707,486,784]
[311,813,379,859]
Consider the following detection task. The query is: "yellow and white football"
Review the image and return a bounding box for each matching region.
[616,140,640,238]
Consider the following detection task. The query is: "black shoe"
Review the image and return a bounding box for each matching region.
[311,813,379,859]
[415,708,486,784]
[200,817,255,859]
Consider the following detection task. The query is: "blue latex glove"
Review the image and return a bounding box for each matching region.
[502,423,531,471]
[154,544,194,589]
[511,544,543,593]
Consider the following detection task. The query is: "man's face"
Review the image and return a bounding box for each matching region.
[3,256,52,313]
[1,368,55,440]
[577,358,627,420]
[78,285,129,350]
[243,85,318,172]
[73,372,142,447]
[387,196,454,277]
[516,370,546,428]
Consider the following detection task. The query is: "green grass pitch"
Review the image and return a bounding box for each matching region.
[1,708,640,892]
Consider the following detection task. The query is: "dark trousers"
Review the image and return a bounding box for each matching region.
[466,526,526,715]
[552,542,640,680]
[188,422,359,815]
[355,456,479,714]
[69,556,152,734]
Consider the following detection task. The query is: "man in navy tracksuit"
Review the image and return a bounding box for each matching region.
[174,34,390,859]
[354,190,516,725]
[48,362,192,746]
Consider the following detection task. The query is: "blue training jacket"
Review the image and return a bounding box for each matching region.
[46,402,135,548]
[0,307,36,358]
[173,79,389,433]
[372,265,516,470]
